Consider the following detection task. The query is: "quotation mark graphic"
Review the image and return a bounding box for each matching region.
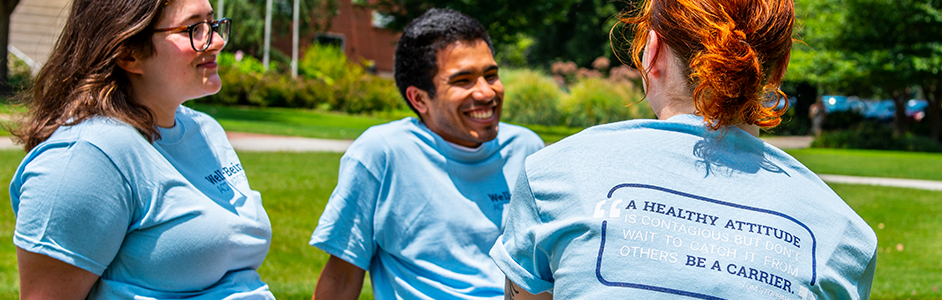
[594,199,625,218]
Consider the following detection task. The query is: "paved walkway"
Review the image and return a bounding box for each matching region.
[225,132,353,152]
[0,133,939,191]
[759,136,814,149]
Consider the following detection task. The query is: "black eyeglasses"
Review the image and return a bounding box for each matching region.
[153,18,231,52]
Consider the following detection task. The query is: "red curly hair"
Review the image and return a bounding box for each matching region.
[620,0,794,129]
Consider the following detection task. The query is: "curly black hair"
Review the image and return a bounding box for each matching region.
[393,8,494,116]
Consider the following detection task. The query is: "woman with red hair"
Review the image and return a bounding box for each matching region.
[490,0,877,299]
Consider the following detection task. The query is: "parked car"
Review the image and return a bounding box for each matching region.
[906,99,928,121]
[822,95,866,113]
[771,96,797,110]
[862,99,894,122]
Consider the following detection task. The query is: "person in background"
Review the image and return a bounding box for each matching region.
[490,0,877,299]
[809,98,827,137]
[309,8,544,300]
[9,0,275,298]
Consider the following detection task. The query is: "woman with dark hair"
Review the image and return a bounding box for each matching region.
[9,0,274,298]
[490,0,877,299]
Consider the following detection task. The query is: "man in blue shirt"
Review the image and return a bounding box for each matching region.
[309,8,544,299]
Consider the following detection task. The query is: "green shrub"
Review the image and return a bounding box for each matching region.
[562,77,653,127]
[207,53,263,106]
[8,54,32,93]
[765,108,811,136]
[337,75,402,114]
[500,68,563,126]
[812,121,942,152]
[821,110,864,130]
[202,49,402,113]
[299,44,358,85]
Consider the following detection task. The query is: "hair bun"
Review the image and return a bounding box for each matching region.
[689,23,764,128]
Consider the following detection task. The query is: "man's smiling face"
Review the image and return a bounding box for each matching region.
[416,39,503,148]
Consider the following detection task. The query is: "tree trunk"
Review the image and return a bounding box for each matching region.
[892,89,910,137]
[927,81,942,142]
[795,81,816,123]
[0,0,21,97]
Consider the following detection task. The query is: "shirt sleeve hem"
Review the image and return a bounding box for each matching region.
[309,239,371,271]
[13,232,108,275]
[489,234,554,294]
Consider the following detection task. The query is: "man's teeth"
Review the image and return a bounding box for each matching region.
[468,109,493,120]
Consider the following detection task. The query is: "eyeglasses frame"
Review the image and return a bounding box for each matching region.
[153,18,231,52]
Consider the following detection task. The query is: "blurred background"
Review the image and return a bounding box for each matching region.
[4,0,942,299]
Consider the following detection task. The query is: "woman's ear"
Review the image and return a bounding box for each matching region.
[406,86,431,115]
[642,30,662,79]
[771,52,791,86]
[115,47,144,75]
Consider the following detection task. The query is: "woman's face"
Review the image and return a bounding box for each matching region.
[140,0,223,102]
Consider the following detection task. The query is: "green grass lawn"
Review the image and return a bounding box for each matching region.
[832,183,942,300]
[786,148,942,181]
[186,103,581,144]
[0,149,939,299]
[187,104,405,140]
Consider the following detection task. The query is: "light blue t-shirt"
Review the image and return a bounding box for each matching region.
[310,117,544,299]
[11,106,274,299]
[491,114,877,300]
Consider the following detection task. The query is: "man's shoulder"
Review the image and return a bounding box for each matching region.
[352,117,424,147]
[343,117,428,159]
[496,122,544,148]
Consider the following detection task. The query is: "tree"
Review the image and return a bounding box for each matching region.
[1,0,20,96]
[365,0,576,59]
[218,0,337,59]
[527,0,631,67]
[789,0,942,138]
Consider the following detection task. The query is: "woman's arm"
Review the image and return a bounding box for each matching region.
[505,278,553,300]
[312,255,366,300]
[17,247,99,300]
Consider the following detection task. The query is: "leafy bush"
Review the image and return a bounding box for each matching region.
[8,54,33,93]
[211,53,263,106]
[299,44,356,85]
[562,77,653,127]
[821,110,864,130]
[812,121,942,152]
[765,108,811,136]
[500,68,563,126]
[202,48,402,113]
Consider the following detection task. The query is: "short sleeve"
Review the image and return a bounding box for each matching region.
[490,168,555,294]
[857,250,877,299]
[11,140,134,275]
[309,156,380,270]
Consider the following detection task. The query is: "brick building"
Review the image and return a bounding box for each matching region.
[11,0,400,75]
[272,0,399,76]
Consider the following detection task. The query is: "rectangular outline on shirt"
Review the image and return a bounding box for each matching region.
[595,183,818,298]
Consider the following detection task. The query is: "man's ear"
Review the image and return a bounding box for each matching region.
[406,86,431,115]
[115,47,144,75]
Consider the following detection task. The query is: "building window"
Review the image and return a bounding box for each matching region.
[315,33,346,50]
[372,11,394,28]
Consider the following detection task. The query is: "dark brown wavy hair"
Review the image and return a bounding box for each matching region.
[11,0,170,151]
[619,0,794,129]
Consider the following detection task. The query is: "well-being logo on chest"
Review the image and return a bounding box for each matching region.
[486,191,511,209]
[202,162,247,192]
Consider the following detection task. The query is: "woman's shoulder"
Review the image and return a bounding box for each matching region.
[46,117,150,149]
[28,117,161,173]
